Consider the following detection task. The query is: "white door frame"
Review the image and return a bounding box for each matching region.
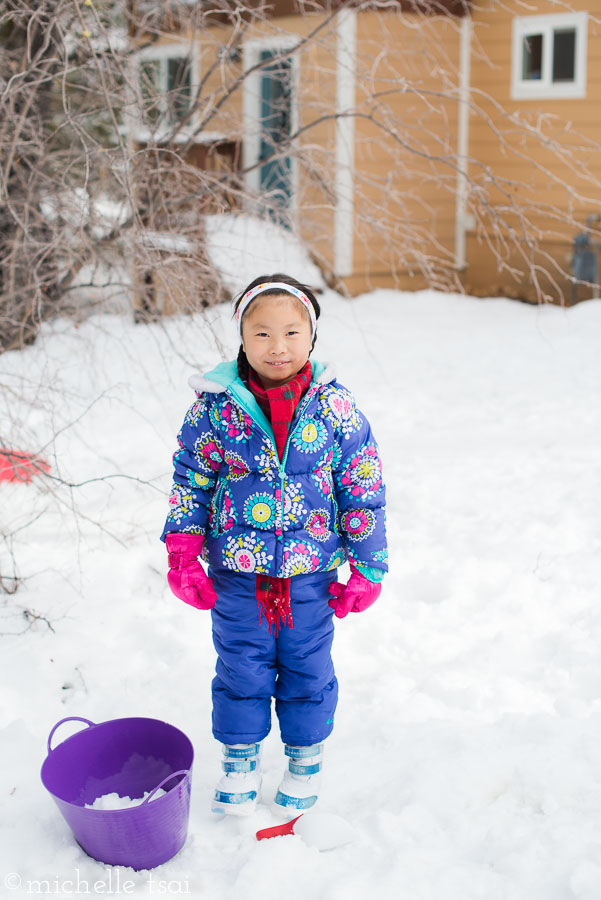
[334,8,357,278]
[454,15,471,271]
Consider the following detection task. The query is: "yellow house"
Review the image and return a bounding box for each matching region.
[127,1,600,305]
[466,0,600,303]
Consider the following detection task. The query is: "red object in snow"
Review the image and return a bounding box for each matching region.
[0,450,50,483]
[256,815,303,842]
[256,812,357,851]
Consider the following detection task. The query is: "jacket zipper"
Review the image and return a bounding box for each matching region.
[226,384,318,572]
[275,389,318,568]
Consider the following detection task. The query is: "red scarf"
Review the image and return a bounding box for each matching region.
[247,361,313,635]
[248,361,312,461]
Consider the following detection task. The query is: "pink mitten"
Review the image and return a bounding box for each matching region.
[165,533,217,610]
[328,566,382,619]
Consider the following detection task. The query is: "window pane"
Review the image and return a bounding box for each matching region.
[166,57,192,122]
[260,52,292,148]
[522,33,543,80]
[552,28,576,82]
[139,59,162,125]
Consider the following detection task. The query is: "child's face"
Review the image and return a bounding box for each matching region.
[242,294,313,389]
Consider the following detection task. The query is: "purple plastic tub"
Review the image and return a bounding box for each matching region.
[40,716,193,870]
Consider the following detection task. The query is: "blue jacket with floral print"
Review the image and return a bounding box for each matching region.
[161,360,388,579]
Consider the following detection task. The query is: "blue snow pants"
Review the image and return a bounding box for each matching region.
[209,569,339,747]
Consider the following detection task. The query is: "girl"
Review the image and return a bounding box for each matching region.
[162,274,387,816]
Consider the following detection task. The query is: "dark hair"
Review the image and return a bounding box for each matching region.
[233,273,321,383]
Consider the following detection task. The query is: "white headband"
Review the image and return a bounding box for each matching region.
[235,282,317,339]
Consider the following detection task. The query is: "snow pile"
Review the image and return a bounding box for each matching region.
[40,189,130,240]
[1,288,601,899]
[204,213,326,295]
[84,789,167,811]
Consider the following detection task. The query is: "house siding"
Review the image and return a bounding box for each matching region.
[342,8,463,294]
[130,1,599,306]
[464,0,601,303]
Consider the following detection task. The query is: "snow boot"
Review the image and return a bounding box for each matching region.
[273,743,323,814]
[212,743,261,816]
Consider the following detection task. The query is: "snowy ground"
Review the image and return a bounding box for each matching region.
[1,272,601,898]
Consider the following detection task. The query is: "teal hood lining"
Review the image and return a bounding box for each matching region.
[188,359,334,446]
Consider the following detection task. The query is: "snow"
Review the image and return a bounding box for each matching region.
[204,214,326,295]
[40,190,130,239]
[84,789,167,811]
[128,126,230,146]
[137,231,197,253]
[1,285,601,899]
[63,27,128,57]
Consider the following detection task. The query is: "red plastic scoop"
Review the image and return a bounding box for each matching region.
[256,812,356,851]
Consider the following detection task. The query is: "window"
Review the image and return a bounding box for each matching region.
[512,13,587,100]
[166,57,192,123]
[135,44,198,135]
[242,38,299,222]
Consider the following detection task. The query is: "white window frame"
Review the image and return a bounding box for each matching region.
[130,41,201,142]
[242,36,300,220]
[511,13,587,101]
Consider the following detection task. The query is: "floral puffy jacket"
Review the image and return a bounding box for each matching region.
[161,360,388,579]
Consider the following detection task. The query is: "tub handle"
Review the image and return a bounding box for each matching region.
[143,770,189,804]
[47,716,96,754]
